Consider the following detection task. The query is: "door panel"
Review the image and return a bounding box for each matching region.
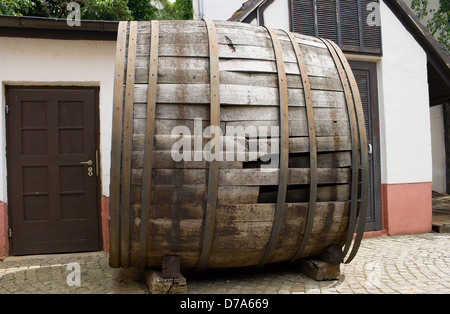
[349,61,382,231]
[6,87,101,255]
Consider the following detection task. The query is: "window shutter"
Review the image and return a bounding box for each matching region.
[290,0,382,55]
[361,0,382,53]
[290,0,315,37]
[339,0,361,51]
[317,0,338,43]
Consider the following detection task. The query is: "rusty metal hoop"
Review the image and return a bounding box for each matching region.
[197,19,221,271]
[139,20,159,269]
[284,31,319,262]
[120,21,138,268]
[109,21,128,268]
[325,39,370,264]
[257,26,290,267]
[320,38,360,262]
[320,38,369,263]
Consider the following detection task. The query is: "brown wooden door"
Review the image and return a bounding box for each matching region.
[6,87,101,255]
[349,61,382,231]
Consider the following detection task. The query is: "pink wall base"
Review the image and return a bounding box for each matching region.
[0,201,8,260]
[101,195,110,253]
[383,182,433,235]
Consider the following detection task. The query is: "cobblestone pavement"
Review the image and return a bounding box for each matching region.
[0,233,449,294]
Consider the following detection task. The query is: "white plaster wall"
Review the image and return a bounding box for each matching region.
[196,0,290,30]
[263,0,290,31]
[194,0,245,21]
[379,1,432,184]
[430,105,447,193]
[0,37,116,202]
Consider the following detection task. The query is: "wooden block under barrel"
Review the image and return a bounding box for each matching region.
[298,259,341,281]
[144,269,187,294]
[162,255,182,278]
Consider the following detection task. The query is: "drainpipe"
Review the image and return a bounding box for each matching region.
[257,0,268,26]
[198,0,204,20]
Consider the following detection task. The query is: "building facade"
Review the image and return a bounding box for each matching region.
[1,0,449,259]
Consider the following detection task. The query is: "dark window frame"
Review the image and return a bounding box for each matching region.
[289,0,383,55]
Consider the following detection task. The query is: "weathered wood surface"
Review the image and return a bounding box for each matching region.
[144,201,350,268]
[110,20,366,270]
[134,104,348,121]
[132,84,346,107]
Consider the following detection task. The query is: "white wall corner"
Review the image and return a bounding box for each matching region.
[0,83,7,203]
[379,1,432,185]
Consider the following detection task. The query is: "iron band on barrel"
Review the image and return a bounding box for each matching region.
[257,27,289,267]
[284,31,318,262]
[139,20,159,269]
[121,21,138,268]
[109,21,128,268]
[320,38,365,263]
[197,19,221,271]
[325,39,370,264]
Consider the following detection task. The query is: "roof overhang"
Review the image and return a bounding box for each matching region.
[229,0,266,22]
[0,15,119,41]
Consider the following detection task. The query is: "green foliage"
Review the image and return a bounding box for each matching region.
[0,0,193,21]
[173,0,193,20]
[412,0,450,54]
[149,0,177,20]
[411,0,429,19]
[127,0,157,21]
[81,0,132,21]
[0,0,37,16]
[142,0,192,20]
[1,0,80,18]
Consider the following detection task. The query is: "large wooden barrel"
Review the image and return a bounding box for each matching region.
[109,20,369,270]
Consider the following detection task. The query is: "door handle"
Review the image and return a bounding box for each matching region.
[80,160,93,166]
